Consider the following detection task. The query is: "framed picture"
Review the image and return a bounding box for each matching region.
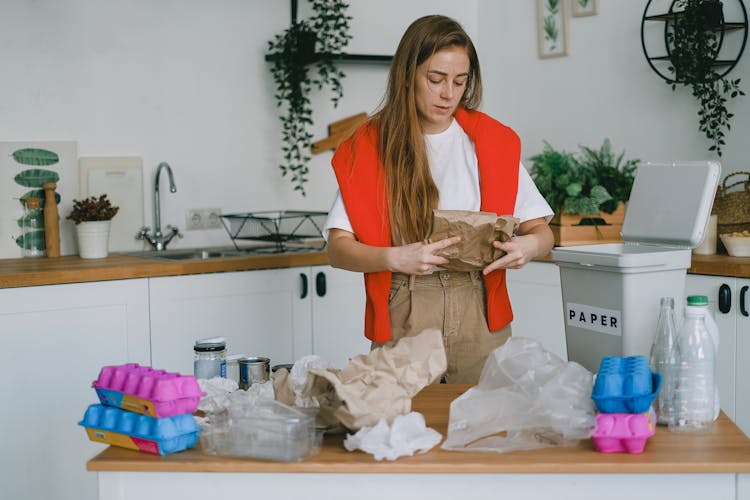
[537,0,568,59]
[571,0,598,17]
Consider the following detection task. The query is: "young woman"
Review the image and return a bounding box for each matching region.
[324,15,554,383]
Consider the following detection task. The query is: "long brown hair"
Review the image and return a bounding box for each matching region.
[372,15,482,244]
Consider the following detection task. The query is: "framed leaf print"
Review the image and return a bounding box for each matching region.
[571,0,598,17]
[537,0,568,59]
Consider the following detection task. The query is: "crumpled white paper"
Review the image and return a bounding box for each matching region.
[343,411,443,461]
[197,377,239,414]
[197,376,275,414]
[289,354,333,408]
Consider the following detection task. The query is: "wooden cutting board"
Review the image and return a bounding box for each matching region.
[79,157,145,252]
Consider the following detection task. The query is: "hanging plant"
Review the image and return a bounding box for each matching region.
[666,0,745,157]
[267,0,352,196]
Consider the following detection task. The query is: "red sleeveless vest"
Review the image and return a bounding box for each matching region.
[331,108,520,342]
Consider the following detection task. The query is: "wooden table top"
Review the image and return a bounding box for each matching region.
[87,384,750,475]
[1,250,747,289]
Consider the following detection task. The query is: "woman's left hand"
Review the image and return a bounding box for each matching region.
[482,218,554,275]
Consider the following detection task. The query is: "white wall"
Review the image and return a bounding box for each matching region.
[0,0,746,250]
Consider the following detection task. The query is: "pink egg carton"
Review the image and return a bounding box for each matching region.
[592,408,656,454]
[92,363,204,418]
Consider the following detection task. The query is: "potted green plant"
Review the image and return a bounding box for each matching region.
[67,194,119,259]
[666,0,745,157]
[530,139,639,245]
[267,0,352,196]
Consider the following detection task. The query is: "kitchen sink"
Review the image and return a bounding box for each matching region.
[123,243,324,261]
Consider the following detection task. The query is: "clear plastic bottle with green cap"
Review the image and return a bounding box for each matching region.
[669,295,716,434]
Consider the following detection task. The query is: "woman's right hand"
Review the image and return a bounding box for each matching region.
[386,236,461,275]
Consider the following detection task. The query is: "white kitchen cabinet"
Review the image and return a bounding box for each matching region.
[0,279,150,500]
[308,265,369,368]
[686,274,750,436]
[149,265,367,375]
[149,268,312,375]
[506,261,567,360]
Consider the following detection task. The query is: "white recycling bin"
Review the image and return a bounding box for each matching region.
[552,161,721,373]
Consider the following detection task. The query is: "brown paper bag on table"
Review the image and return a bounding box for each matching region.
[289,329,447,431]
[428,210,520,271]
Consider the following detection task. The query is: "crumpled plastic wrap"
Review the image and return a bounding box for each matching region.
[343,412,442,461]
[441,337,596,453]
[428,209,520,271]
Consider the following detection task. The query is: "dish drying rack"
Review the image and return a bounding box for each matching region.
[220,210,328,252]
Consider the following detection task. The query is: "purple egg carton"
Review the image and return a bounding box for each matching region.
[591,356,662,413]
[92,363,204,418]
[592,408,656,454]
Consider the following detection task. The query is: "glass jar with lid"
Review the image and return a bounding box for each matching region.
[193,337,227,379]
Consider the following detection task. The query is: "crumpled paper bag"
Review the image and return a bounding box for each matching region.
[441,337,596,453]
[428,210,519,271]
[343,412,443,461]
[277,329,447,431]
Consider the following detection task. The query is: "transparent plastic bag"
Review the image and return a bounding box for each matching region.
[441,337,596,453]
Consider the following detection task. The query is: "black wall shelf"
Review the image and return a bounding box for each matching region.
[264,0,393,65]
[641,0,748,83]
[264,53,392,63]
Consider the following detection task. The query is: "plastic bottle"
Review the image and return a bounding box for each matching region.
[669,295,716,434]
[684,296,721,420]
[649,297,679,426]
[22,197,46,258]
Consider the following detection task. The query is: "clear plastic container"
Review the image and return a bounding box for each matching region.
[649,297,679,425]
[204,399,321,462]
[669,295,716,434]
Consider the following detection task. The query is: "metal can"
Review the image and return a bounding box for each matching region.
[238,356,270,389]
[193,337,227,379]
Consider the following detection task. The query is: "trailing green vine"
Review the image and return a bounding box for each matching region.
[666,0,745,157]
[267,0,352,196]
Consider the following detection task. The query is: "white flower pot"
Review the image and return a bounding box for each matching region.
[76,220,111,259]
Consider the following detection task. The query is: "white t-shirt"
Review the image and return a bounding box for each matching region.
[323,118,552,239]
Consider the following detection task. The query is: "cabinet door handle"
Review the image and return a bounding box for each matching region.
[741,285,749,317]
[315,272,327,297]
[300,273,308,299]
[718,283,732,314]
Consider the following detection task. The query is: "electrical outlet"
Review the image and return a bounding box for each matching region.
[205,208,222,229]
[186,209,204,230]
[185,208,223,230]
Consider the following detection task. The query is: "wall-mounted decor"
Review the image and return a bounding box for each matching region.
[572,0,598,17]
[0,141,78,258]
[641,0,748,157]
[537,0,569,59]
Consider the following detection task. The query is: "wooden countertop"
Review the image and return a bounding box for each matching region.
[0,249,747,289]
[0,250,329,288]
[87,384,750,474]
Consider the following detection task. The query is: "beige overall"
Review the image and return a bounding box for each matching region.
[372,271,511,384]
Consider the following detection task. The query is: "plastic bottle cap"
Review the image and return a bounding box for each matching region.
[687,295,709,306]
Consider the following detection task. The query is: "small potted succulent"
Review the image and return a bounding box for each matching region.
[67,194,119,259]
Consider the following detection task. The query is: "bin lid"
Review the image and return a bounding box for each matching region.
[621,160,720,247]
[552,160,720,269]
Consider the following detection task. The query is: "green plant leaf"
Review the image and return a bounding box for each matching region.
[12,148,59,166]
[14,169,60,188]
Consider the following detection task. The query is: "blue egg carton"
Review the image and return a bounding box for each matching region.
[79,404,201,455]
[591,356,662,414]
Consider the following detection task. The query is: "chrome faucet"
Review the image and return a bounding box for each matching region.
[136,162,182,251]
